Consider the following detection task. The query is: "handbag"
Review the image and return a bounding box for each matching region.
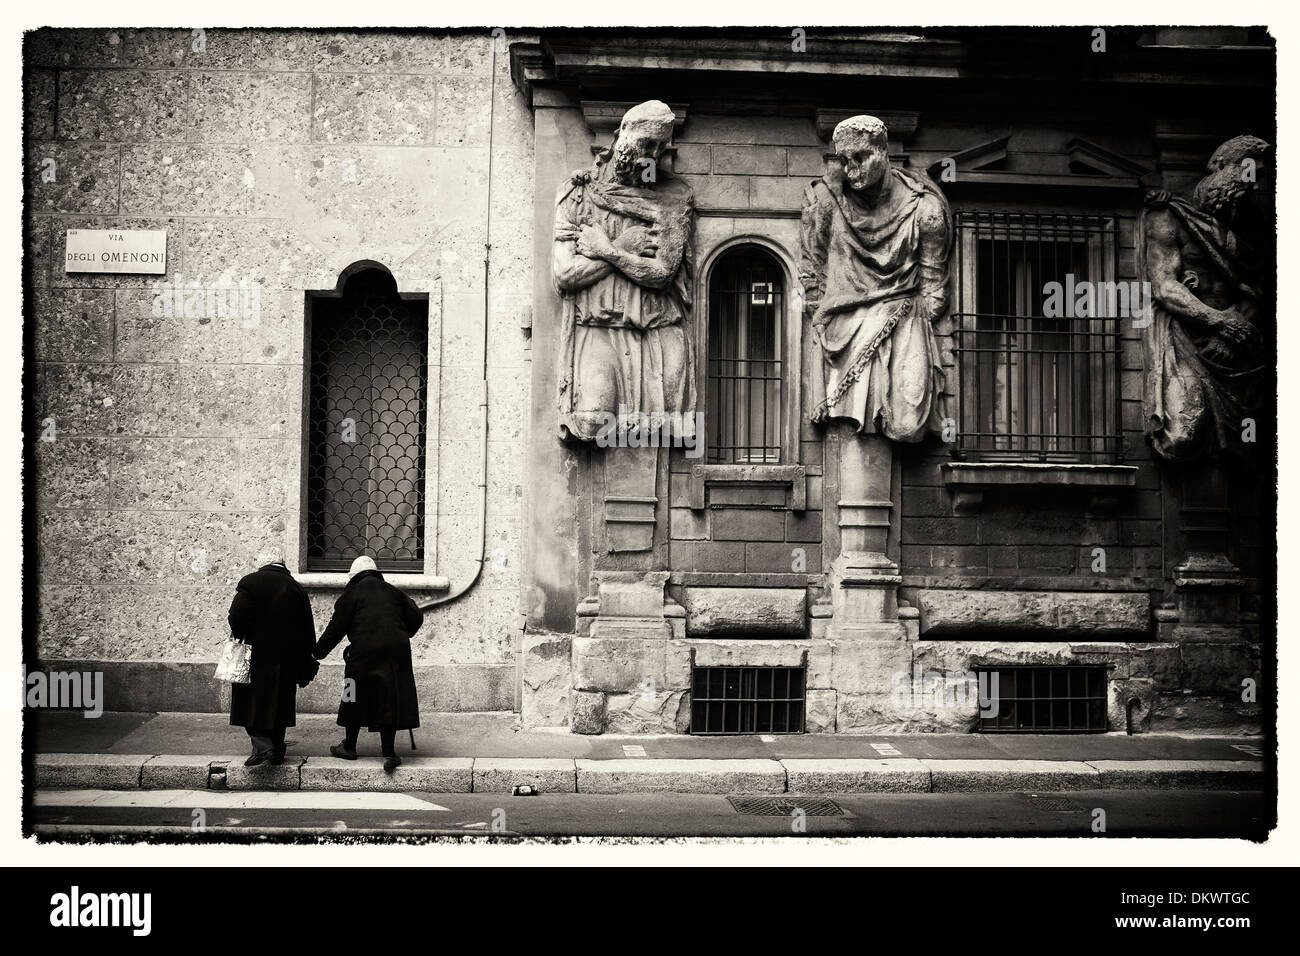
[215,636,253,684]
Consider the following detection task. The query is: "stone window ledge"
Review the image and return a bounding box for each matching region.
[294,572,450,591]
[941,462,1137,513]
[688,463,806,511]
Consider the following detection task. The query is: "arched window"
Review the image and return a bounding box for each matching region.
[706,246,786,463]
[305,267,428,571]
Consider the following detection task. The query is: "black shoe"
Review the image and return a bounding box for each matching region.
[383,755,402,774]
[244,749,273,768]
[330,743,358,760]
[270,747,287,766]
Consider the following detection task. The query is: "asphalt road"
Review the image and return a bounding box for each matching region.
[30,788,1272,839]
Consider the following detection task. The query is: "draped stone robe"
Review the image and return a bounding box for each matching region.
[800,165,952,441]
[553,159,697,442]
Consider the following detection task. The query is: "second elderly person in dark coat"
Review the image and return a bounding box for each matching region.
[312,555,422,773]
[227,547,318,767]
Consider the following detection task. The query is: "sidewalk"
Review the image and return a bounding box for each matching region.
[29,711,1269,795]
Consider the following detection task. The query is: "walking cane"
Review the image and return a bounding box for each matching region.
[409,729,416,751]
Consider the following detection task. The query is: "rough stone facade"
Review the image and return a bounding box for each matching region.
[25,27,1274,737]
[27,28,536,712]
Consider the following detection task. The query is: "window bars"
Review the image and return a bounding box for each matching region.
[952,211,1125,464]
[305,269,428,572]
[690,665,807,735]
[975,666,1109,733]
[706,247,785,464]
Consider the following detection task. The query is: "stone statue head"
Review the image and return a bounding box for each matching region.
[611,100,676,186]
[1193,134,1271,224]
[832,115,890,194]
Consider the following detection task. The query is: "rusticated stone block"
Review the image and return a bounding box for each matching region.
[1179,642,1261,694]
[830,640,914,695]
[804,688,837,732]
[573,626,669,694]
[836,691,977,734]
[570,690,606,735]
[603,689,690,734]
[1150,693,1262,735]
[680,587,805,636]
[917,589,1150,636]
[521,632,571,728]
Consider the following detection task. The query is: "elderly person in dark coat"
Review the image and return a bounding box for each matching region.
[227,548,318,767]
[313,555,422,773]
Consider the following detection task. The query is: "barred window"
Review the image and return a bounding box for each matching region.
[952,211,1124,463]
[706,246,785,463]
[305,268,428,571]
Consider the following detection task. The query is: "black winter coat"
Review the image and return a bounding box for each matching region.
[313,569,422,731]
[227,563,316,730]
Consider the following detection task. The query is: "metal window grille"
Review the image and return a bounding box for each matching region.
[975,666,1108,733]
[707,247,784,463]
[952,211,1125,463]
[691,665,806,735]
[305,269,428,572]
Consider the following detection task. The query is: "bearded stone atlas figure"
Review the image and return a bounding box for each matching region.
[1140,134,1273,463]
[552,99,697,443]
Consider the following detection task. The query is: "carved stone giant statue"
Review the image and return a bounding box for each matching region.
[1141,134,1272,463]
[553,100,697,442]
[799,114,953,635]
[800,115,952,442]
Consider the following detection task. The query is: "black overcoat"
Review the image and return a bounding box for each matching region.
[227,563,317,730]
[313,569,422,731]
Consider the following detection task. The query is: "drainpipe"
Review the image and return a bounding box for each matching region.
[1125,697,1143,735]
[417,39,497,612]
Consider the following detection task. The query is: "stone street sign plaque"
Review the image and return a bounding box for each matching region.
[65,228,167,274]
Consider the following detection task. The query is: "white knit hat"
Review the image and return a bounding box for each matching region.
[347,555,378,581]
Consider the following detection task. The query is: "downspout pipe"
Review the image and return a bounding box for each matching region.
[417,40,496,612]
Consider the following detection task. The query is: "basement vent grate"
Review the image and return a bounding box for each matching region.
[728,796,843,816]
[691,665,806,735]
[975,666,1108,733]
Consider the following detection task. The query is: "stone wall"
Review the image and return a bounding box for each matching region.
[26,28,536,712]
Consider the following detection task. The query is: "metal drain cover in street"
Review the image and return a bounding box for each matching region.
[1021,794,1088,812]
[728,796,843,816]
